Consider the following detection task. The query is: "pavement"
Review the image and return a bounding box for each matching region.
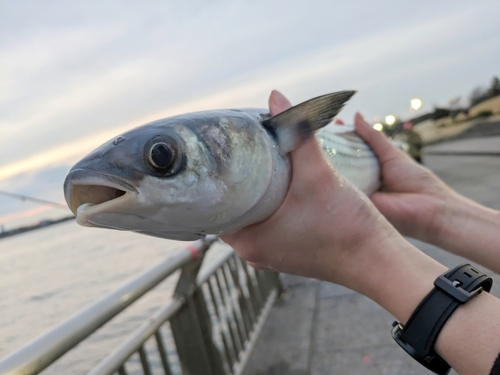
[244,136,500,375]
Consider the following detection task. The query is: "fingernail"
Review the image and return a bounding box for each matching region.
[355,112,369,127]
[271,90,290,108]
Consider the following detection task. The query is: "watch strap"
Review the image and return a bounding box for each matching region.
[392,264,492,375]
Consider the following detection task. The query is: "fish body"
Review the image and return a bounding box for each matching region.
[64,91,379,240]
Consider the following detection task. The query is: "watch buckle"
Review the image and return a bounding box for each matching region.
[434,275,483,303]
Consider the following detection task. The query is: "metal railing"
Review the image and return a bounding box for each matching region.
[425,150,500,156]
[0,236,283,375]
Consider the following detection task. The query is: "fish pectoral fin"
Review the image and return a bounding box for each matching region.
[262,90,356,154]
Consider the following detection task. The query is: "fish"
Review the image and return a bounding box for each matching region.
[64,91,380,241]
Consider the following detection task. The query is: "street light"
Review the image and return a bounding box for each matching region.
[385,115,396,126]
[410,98,422,111]
[373,123,384,132]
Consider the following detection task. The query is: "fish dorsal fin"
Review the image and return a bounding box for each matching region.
[262,90,356,154]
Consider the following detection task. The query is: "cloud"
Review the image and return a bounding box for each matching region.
[2,1,499,182]
[0,25,125,104]
[0,0,499,230]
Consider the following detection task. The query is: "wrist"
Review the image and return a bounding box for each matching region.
[413,186,458,245]
[432,192,500,270]
[427,189,468,245]
[369,243,446,324]
[336,229,446,323]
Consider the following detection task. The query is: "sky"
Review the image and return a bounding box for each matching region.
[0,0,499,229]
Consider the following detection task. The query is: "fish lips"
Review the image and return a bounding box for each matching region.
[64,169,139,227]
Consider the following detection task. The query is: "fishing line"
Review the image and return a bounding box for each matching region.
[0,190,68,209]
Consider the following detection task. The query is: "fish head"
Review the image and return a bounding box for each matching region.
[64,110,275,240]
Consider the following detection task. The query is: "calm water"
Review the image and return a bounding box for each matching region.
[0,220,229,374]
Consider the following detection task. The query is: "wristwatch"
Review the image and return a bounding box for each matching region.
[391,264,493,375]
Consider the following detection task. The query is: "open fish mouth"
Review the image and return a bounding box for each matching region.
[64,169,138,221]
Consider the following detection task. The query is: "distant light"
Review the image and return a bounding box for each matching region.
[373,115,382,122]
[410,98,422,111]
[373,123,384,132]
[385,115,396,126]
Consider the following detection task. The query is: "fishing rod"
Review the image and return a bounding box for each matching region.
[0,190,68,210]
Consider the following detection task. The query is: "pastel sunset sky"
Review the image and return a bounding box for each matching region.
[1,0,499,229]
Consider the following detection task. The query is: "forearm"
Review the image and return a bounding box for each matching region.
[340,234,446,324]
[342,234,500,374]
[432,192,500,274]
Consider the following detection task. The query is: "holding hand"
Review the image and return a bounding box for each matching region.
[222,90,500,374]
[354,114,452,243]
[355,115,500,274]
[222,91,425,294]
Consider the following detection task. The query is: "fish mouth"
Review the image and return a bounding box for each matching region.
[64,169,138,224]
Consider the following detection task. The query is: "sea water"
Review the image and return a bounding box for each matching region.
[0,220,228,374]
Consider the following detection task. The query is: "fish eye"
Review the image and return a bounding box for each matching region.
[148,142,175,170]
[144,135,185,176]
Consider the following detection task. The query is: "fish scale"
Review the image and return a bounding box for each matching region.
[317,127,380,195]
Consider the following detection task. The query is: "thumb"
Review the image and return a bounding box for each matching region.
[354,112,401,164]
[269,90,292,115]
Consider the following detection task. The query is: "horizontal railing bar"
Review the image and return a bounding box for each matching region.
[197,246,234,285]
[86,298,184,375]
[0,236,217,375]
[425,150,500,156]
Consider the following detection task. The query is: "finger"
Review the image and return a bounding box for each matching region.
[354,112,401,164]
[289,136,324,165]
[288,136,333,196]
[269,90,292,116]
[334,118,344,125]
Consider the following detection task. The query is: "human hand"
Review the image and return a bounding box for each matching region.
[354,114,455,243]
[221,91,404,290]
[225,96,500,375]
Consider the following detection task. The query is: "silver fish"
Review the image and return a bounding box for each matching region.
[64,91,379,240]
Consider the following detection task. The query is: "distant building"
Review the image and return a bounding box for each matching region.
[469,96,500,117]
[454,112,469,122]
[410,107,451,126]
[434,116,454,128]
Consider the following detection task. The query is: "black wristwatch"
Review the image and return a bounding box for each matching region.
[391,264,493,375]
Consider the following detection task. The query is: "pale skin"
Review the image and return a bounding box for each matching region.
[221,90,500,375]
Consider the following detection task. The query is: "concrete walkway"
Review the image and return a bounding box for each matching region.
[244,136,500,375]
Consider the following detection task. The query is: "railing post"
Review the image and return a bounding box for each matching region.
[170,240,226,375]
[270,270,286,296]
